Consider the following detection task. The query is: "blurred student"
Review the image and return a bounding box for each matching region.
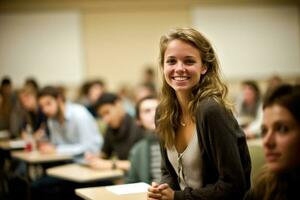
[0,81,11,131]
[85,92,144,171]
[37,86,102,155]
[0,77,14,131]
[24,77,39,92]
[264,74,282,98]
[19,85,48,141]
[30,86,103,200]
[76,79,106,118]
[134,83,157,104]
[147,28,251,200]
[235,80,263,139]
[85,79,106,117]
[126,95,161,184]
[244,84,300,200]
[141,66,157,94]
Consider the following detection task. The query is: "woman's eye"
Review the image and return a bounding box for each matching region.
[184,60,196,65]
[166,59,176,65]
[261,126,267,137]
[276,124,289,134]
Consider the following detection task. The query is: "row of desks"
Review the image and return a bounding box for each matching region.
[2,137,263,200]
[0,138,148,200]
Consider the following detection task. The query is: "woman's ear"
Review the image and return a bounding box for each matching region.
[201,65,208,75]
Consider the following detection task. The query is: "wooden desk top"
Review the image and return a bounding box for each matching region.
[11,150,73,164]
[0,139,26,150]
[75,183,148,200]
[46,163,124,183]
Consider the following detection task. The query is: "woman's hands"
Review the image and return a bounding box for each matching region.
[147,182,174,200]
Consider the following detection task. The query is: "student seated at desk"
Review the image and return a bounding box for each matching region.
[126,95,161,184]
[30,86,103,200]
[85,92,144,171]
[37,86,103,155]
[19,85,48,141]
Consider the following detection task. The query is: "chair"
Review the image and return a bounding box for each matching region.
[247,139,265,184]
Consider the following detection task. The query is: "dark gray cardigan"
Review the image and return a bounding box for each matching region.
[159,98,251,200]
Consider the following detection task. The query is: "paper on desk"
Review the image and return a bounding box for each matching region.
[9,140,26,148]
[105,182,150,195]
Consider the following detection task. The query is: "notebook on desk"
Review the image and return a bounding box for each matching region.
[9,140,26,149]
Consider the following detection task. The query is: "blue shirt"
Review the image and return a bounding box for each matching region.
[47,102,103,155]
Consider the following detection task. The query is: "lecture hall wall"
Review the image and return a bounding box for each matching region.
[0,0,299,99]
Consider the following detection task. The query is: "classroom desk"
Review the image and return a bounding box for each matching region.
[11,150,73,164]
[46,163,124,183]
[0,139,26,150]
[11,150,74,181]
[75,182,148,200]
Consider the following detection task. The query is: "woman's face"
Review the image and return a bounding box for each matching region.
[242,85,257,105]
[163,39,207,95]
[262,104,300,173]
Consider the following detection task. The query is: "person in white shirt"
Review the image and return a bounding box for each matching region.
[37,86,103,155]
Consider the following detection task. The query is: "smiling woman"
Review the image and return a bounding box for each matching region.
[244,84,300,200]
[147,27,251,200]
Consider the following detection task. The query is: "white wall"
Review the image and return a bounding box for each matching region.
[0,11,83,87]
[192,5,300,80]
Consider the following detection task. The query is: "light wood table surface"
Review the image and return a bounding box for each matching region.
[75,182,148,200]
[11,150,73,164]
[47,163,124,183]
[0,139,26,150]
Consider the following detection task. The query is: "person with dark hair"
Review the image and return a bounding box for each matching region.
[0,77,13,131]
[37,86,102,155]
[30,86,103,200]
[24,77,39,92]
[0,76,22,137]
[85,79,106,117]
[235,80,263,139]
[126,95,161,184]
[142,66,157,94]
[244,84,300,200]
[134,82,157,104]
[147,28,251,200]
[85,92,144,171]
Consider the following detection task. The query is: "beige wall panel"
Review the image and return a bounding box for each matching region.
[82,9,190,91]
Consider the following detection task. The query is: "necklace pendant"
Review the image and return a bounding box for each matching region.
[180,121,186,127]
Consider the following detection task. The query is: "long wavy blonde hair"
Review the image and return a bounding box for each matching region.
[156,27,231,148]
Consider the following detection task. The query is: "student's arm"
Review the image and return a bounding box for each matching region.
[100,130,113,159]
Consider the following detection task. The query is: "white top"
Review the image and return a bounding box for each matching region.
[167,130,202,190]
